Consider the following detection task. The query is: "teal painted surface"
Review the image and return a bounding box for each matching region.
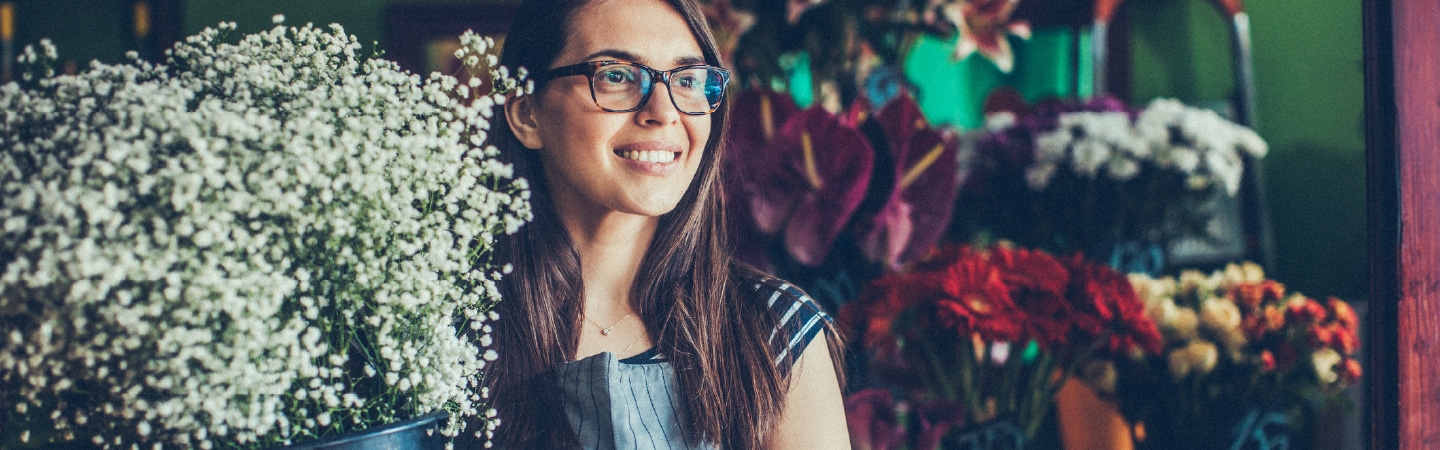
[183,0,512,52]
[902,28,1091,129]
[3,1,516,69]
[7,1,133,66]
[1126,0,1365,298]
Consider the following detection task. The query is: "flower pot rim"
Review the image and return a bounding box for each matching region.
[280,410,449,450]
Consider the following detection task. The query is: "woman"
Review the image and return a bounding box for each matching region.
[483,0,849,448]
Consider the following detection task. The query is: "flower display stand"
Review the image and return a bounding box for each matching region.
[282,412,448,450]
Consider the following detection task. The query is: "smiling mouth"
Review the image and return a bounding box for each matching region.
[614,149,679,163]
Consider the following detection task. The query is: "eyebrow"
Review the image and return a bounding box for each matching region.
[581,49,708,67]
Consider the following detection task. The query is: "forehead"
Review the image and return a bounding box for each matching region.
[555,0,704,68]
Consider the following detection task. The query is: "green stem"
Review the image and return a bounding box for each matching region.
[921,337,959,402]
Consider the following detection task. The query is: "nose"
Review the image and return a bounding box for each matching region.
[635,76,681,126]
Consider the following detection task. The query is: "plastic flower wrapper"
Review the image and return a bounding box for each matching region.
[856,93,961,271]
[1116,263,1362,449]
[0,23,531,448]
[840,243,1162,444]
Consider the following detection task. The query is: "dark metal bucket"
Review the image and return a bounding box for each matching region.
[280,411,449,450]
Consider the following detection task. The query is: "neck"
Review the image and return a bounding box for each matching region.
[559,205,657,321]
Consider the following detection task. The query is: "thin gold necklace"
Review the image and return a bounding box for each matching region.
[583,311,632,336]
[621,336,643,355]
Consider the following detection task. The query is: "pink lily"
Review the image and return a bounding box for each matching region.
[930,0,1032,73]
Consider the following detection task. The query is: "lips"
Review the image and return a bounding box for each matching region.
[613,141,684,175]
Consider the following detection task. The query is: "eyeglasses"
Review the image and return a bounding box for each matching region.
[533,60,730,115]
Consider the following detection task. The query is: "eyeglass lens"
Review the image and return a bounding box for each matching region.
[592,64,725,114]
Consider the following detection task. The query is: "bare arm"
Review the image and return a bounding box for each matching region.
[766,336,850,449]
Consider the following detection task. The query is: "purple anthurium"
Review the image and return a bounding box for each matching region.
[724,88,802,270]
[859,94,961,270]
[843,388,907,450]
[914,399,968,450]
[750,106,874,266]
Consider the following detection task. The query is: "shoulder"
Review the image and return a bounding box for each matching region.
[738,273,833,374]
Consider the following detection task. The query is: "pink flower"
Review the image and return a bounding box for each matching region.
[927,0,1032,73]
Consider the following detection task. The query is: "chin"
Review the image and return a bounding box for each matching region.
[624,193,688,217]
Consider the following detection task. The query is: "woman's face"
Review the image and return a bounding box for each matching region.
[514,0,711,220]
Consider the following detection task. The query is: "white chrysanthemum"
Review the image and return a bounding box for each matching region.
[1029,98,1266,196]
[0,25,530,448]
[1312,348,1342,384]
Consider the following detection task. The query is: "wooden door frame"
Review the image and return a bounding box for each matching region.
[1364,0,1439,447]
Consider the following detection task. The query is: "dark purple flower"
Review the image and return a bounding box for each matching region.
[844,388,907,450]
[858,94,960,270]
[750,106,874,266]
[914,399,968,450]
[724,88,801,270]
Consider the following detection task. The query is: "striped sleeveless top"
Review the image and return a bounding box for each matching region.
[554,278,831,449]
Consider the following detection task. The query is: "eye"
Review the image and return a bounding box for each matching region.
[600,68,635,86]
[675,74,698,90]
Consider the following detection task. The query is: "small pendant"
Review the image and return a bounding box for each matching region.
[602,328,612,336]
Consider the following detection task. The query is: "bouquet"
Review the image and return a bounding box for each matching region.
[0,20,531,448]
[953,96,1268,272]
[1122,263,1361,448]
[839,243,1162,448]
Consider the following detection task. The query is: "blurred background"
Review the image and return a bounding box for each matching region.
[10,0,1363,300]
[5,0,1365,447]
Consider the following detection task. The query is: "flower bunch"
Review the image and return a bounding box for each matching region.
[953,96,1268,267]
[1123,263,1361,447]
[839,243,1162,446]
[723,88,960,310]
[1019,97,1267,194]
[0,21,530,448]
[1129,263,1361,390]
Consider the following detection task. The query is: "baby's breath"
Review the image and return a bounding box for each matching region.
[0,24,530,448]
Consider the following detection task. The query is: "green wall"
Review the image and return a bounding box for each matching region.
[182,0,514,52]
[8,2,134,67]
[3,1,511,68]
[1127,0,1365,299]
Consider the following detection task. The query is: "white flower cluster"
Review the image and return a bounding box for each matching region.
[0,22,531,448]
[1026,98,1268,195]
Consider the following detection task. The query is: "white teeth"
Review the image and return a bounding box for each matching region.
[620,150,676,163]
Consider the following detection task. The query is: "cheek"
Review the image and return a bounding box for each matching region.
[686,117,713,154]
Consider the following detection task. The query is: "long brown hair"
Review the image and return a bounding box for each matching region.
[483,0,840,447]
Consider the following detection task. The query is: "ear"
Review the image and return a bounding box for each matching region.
[505,93,545,150]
